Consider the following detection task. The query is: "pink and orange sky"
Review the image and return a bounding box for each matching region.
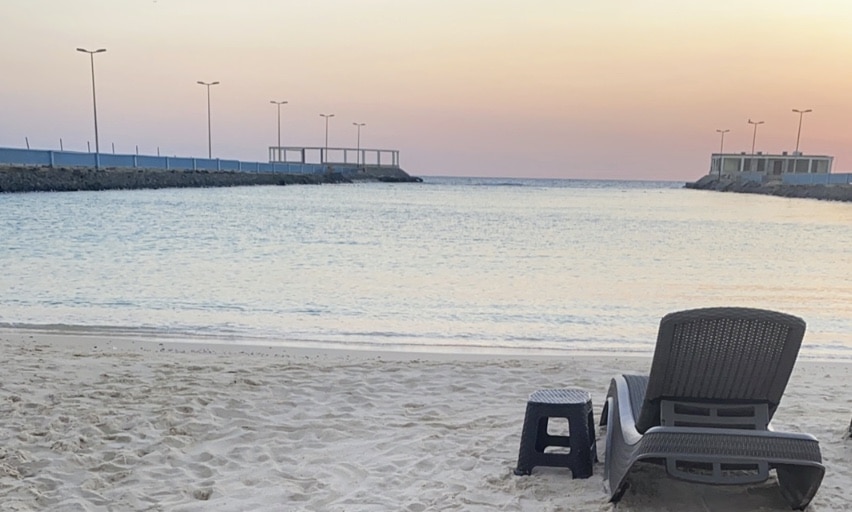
[2,1,851,180]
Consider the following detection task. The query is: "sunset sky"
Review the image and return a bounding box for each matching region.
[2,0,851,180]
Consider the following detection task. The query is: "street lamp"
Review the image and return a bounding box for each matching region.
[715,129,730,179]
[715,129,730,154]
[792,108,812,154]
[197,80,220,158]
[747,119,764,154]
[270,100,288,155]
[319,113,335,163]
[353,122,365,167]
[77,47,106,167]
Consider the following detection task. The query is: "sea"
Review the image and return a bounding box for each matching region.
[1,177,850,360]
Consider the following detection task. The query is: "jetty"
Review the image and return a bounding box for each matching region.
[686,151,852,203]
[0,145,421,193]
[685,175,852,203]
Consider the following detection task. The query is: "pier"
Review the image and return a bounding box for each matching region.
[0,144,419,193]
[0,145,402,174]
[269,146,400,169]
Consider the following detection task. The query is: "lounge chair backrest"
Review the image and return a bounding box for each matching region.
[635,307,806,434]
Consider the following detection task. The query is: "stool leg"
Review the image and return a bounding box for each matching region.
[514,404,539,475]
[587,409,598,463]
[535,416,550,452]
[568,408,593,479]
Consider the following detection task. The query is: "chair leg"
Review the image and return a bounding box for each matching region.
[611,481,629,503]
[776,464,824,510]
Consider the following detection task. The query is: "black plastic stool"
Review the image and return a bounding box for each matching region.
[513,388,597,478]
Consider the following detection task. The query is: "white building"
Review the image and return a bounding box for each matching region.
[710,152,833,178]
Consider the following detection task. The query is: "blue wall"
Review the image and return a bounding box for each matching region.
[782,173,852,185]
[0,147,360,175]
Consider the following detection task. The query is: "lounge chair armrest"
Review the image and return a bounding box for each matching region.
[609,374,645,446]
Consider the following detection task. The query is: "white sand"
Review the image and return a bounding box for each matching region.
[1,331,850,512]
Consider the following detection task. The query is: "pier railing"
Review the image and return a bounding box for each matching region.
[0,146,347,174]
[269,146,399,168]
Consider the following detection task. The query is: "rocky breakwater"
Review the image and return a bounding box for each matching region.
[685,175,852,203]
[346,165,424,183]
[0,165,421,193]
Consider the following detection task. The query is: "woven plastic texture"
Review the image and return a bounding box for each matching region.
[637,307,805,433]
[638,431,822,462]
[529,388,591,405]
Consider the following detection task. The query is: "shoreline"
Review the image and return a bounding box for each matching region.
[0,164,421,193]
[2,327,621,363]
[3,328,652,364]
[3,324,850,363]
[3,330,850,510]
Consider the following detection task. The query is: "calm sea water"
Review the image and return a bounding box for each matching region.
[1,177,850,359]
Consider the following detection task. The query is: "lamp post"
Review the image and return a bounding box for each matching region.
[715,129,729,179]
[715,129,729,154]
[353,122,365,167]
[792,108,812,154]
[270,100,288,157]
[197,80,220,158]
[319,113,334,163]
[747,119,764,154]
[77,48,106,167]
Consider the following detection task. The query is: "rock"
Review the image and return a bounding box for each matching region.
[684,175,852,203]
[0,165,421,193]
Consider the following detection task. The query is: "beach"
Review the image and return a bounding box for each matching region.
[2,331,850,511]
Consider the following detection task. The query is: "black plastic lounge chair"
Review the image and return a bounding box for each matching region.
[600,307,824,510]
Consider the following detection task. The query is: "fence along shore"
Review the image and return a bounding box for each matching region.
[0,145,420,193]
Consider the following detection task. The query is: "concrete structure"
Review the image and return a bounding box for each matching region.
[710,152,833,179]
[0,146,343,174]
[269,146,400,168]
[1,144,405,175]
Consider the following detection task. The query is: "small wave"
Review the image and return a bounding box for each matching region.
[3,322,851,361]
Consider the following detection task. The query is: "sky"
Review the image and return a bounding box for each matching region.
[2,0,852,180]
